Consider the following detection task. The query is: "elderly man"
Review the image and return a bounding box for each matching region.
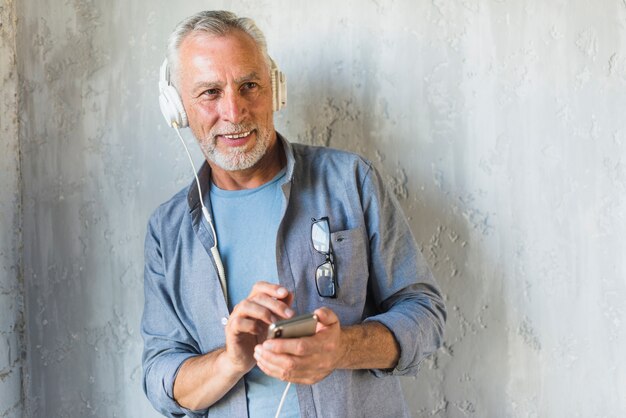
[142,10,446,418]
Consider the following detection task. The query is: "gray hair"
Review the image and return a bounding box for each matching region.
[166,10,271,88]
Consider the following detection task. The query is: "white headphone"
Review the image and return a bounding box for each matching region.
[158,58,287,128]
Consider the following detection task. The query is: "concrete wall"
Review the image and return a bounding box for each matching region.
[7,0,626,417]
[0,0,24,417]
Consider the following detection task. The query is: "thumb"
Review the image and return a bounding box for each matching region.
[314,307,339,327]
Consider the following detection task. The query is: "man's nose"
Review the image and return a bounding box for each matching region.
[219,91,246,123]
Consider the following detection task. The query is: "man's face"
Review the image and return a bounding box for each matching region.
[176,30,275,172]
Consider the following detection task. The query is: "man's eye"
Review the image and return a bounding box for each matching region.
[242,82,258,91]
[203,88,220,97]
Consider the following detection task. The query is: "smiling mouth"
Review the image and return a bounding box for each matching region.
[222,130,253,139]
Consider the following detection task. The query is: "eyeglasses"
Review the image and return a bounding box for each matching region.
[311,217,337,298]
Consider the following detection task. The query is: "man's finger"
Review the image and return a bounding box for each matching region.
[262,334,313,356]
[227,316,264,336]
[254,347,302,380]
[249,293,295,320]
[250,281,291,300]
[232,299,281,325]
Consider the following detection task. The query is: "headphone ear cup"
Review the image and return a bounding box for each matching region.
[159,85,188,128]
[270,59,287,112]
[276,70,286,111]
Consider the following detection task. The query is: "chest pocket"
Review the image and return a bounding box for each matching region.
[328,225,369,309]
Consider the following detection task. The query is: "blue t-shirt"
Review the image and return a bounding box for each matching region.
[210,169,299,418]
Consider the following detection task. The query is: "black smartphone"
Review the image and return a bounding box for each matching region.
[267,313,318,339]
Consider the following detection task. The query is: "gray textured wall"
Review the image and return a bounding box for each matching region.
[5,0,626,417]
[1,0,24,417]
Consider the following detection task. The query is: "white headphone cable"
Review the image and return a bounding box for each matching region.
[274,381,292,418]
[172,122,228,302]
[172,123,288,417]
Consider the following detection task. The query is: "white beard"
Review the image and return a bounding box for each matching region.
[199,125,270,171]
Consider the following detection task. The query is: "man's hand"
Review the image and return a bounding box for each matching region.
[253,307,346,384]
[224,281,294,374]
[173,281,293,410]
